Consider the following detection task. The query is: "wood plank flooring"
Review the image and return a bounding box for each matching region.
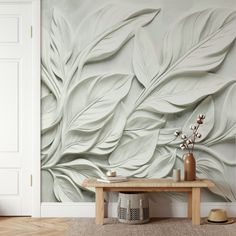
[0,217,72,236]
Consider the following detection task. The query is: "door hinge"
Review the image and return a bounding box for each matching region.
[30,26,33,38]
[30,174,33,187]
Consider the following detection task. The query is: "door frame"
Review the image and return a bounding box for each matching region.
[31,0,41,217]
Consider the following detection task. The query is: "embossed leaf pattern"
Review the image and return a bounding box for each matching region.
[136,69,236,115]
[158,8,236,78]
[49,157,109,201]
[68,5,160,89]
[146,147,176,178]
[196,155,235,201]
[203,84,236,145]
[109,132,158,165]
[86,104,127,155]
[133,27,160,87]
[50,9,72,82]
[51,170,84,202]
[62,73,133,155]
[75,4,160,55]
[42,4,236,202]
[127,111,165,131]
[86,9,160,63]
[108,132,159,177]
[42,28,61,99]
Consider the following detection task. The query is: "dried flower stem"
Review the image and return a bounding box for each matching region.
[174,114,205,154]
[191,124,200,153]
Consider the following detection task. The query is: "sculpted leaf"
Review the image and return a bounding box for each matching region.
[41,92,58,134]
[197,156,235,201]
[42,28,61,99]
[51,171,84,202]
[41,124,57,151]
[108,132,158,176]
[203,84,236,145]
[41,102,62,132]
[42,133,62,168]
[138,73,236,114]
[50,9,72,82]
[157,128,178,145]
[108,142,175,179]
[87,104,127,155]
[133,28,160,87]
[158,8,236,78]
[86,9,160,62]
[41,9,73,143]
[51,158,106,200]
[54,158,105,194]
[56,158,105,176]
[147,147,176,178]
[120,111,165,145]
[126,110,165,131]
[53,168,95,200]
[62,74,133,155]
[66,4,160,90]
[134,8,236,111]
[74,3,160,61]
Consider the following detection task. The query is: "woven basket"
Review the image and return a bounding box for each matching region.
[117,192,149,224]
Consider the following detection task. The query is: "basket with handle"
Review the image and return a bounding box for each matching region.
[117,192,149,224]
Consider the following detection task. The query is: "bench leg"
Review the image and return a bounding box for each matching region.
[192,187,201,225]
[95,187,104,225]
[188,191,192,218]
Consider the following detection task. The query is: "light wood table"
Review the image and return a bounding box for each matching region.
[82,178,215,225]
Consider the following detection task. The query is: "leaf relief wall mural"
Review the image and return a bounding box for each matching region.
[41,0,236,202]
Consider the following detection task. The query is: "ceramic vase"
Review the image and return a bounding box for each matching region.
[184,153,196,181]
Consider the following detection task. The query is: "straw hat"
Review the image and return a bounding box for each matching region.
[205,209,234,225]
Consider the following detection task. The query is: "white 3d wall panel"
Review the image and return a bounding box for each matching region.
[41,0,236,202]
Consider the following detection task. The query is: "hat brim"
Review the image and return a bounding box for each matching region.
[204,218,234,225]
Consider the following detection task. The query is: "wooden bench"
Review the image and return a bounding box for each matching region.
[82,178,215,225]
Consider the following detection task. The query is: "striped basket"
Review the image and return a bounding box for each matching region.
[117,192,149,224]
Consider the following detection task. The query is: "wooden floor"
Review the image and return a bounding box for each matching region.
[0,217,72,236]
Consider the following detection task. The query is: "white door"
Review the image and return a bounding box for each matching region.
[0,3,32,215]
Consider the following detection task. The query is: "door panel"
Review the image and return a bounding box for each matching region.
[0,16,19,43]
[0,60,19,152]
[0,3,32,215]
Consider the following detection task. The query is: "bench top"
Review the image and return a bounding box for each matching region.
[82,178,215,188]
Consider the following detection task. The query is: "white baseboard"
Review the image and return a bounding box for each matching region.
[41,202,236,217]
[41,202,95,217]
